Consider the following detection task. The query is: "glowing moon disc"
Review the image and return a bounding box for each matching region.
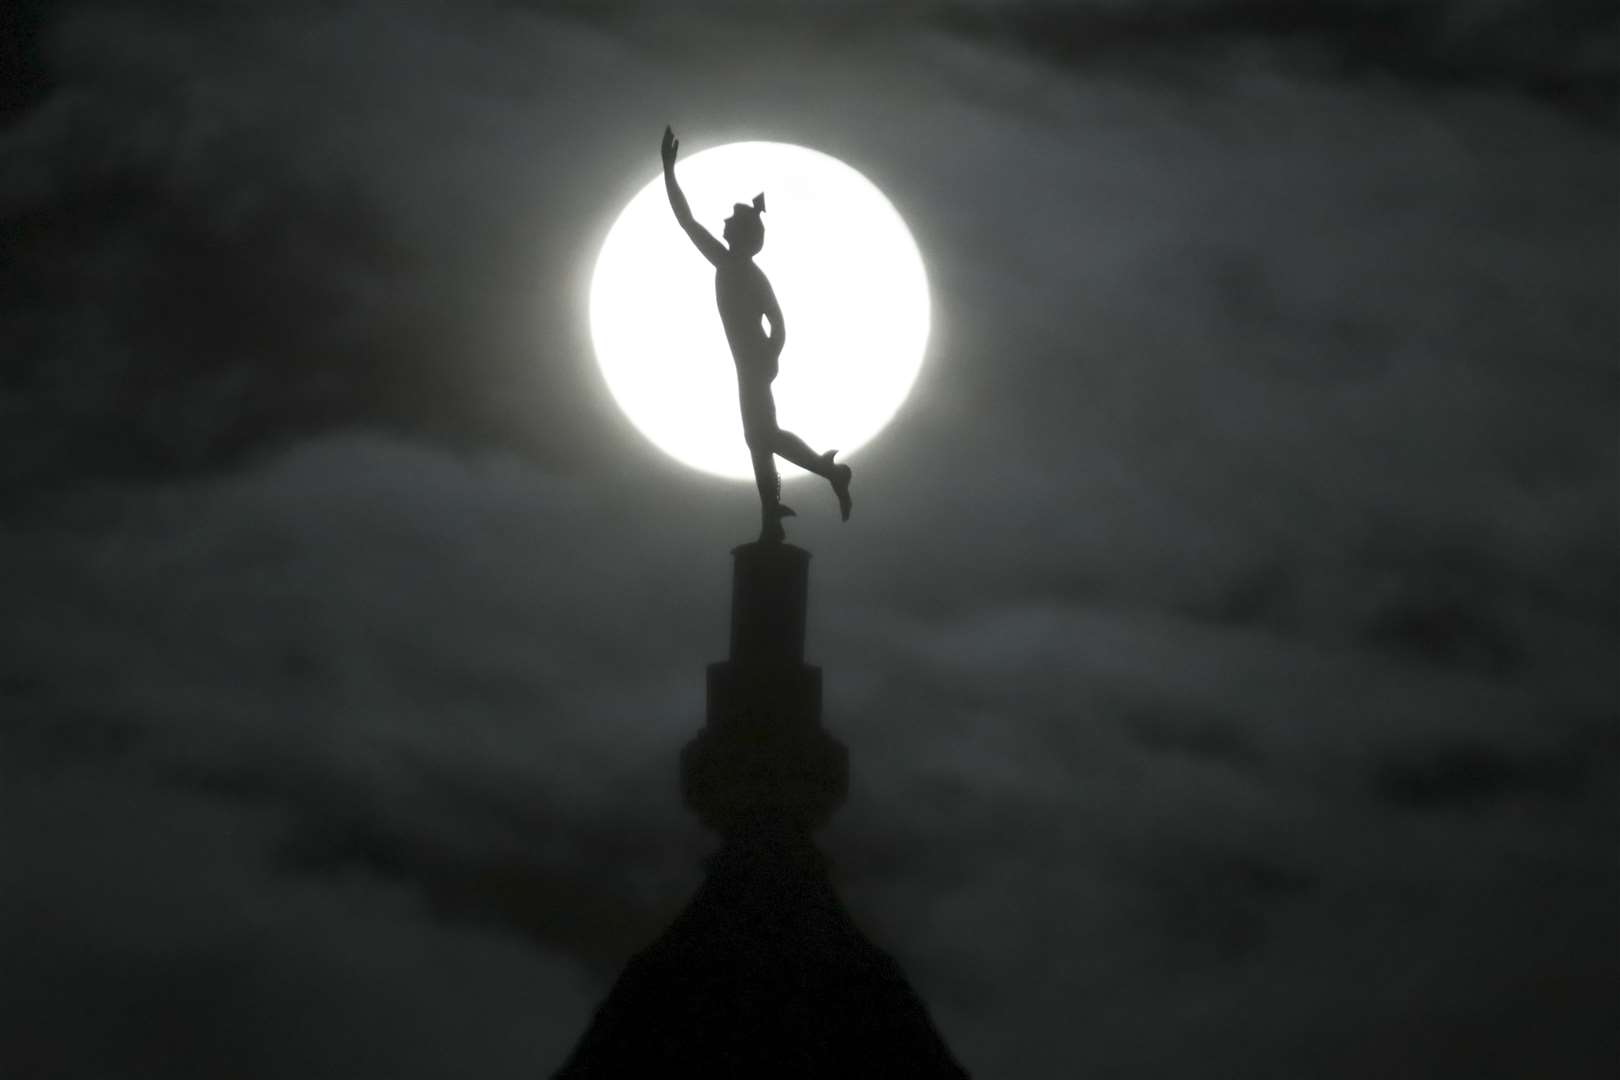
[589,141,930,480]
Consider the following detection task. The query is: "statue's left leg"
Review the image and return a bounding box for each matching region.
[771,427,853,523]
[771,430,830,476]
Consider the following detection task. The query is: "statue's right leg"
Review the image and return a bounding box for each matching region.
[741,379,791,540]
[749,443,794,542]
[750,442,778,513]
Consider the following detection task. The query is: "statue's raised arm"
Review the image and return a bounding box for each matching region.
[663,127,726,266]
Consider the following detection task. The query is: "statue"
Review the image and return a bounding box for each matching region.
[662,126,853,543]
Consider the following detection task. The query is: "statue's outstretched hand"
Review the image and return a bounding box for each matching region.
[661,124,719,261]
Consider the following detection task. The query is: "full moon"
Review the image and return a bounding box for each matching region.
[589,142,930,481]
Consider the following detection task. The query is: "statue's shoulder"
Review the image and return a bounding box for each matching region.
[716,258,768,295]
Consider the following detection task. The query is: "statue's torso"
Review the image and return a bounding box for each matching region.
[715,260,774,379]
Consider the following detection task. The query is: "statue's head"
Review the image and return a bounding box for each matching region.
[723,193,766,257]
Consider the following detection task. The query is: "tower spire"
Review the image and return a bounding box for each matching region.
[554,543,969,1077]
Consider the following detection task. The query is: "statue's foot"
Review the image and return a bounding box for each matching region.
[760,503,795,544]
[821,451,853,521]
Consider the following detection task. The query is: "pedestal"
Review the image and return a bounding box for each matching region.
[681,543,849,837]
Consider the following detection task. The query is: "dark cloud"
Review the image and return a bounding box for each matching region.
[0,763,597,1079]
[1124,705,1265,769]
[939,0,1620,121]
[0,1,53,121]
[3,1,1616,1077]
[1127,841,1318,961]
[1370,735,1595,810]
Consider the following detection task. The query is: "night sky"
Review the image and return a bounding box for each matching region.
[3,2,1617,1077]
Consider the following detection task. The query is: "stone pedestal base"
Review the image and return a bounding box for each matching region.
[681,543,848,837]
[681,662,849,835]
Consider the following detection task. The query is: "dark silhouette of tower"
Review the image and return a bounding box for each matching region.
[554,542,969,1077]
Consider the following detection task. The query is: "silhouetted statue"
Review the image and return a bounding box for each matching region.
[662,125,853,544]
